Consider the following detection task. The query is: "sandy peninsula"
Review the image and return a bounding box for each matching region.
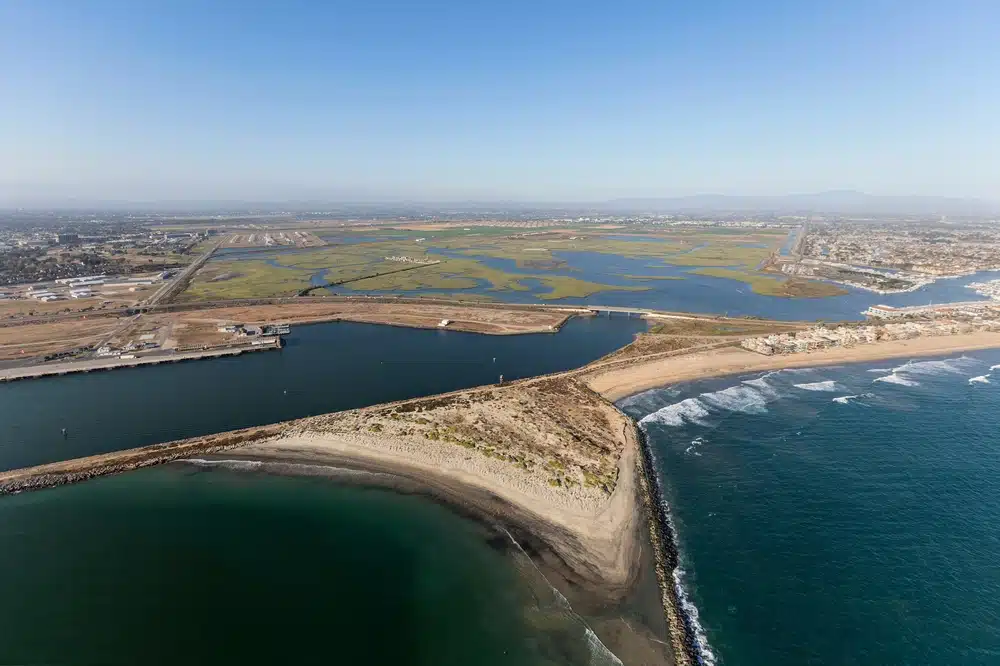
[8,321,1000,665]
[0,375,679,665]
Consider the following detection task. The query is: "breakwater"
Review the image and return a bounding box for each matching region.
[629,414,702,666]
[0,340,281,383]
[0,425,283,495]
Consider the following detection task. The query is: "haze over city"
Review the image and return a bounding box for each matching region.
[2,0,999,205]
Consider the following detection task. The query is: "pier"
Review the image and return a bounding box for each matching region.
[0,339,281,383]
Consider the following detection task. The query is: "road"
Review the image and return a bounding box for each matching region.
[145,241,221,306]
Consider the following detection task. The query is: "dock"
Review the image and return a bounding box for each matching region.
[0,338,282,383]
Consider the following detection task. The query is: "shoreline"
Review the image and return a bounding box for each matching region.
[0,378,676,664]
[586,331,1000,402]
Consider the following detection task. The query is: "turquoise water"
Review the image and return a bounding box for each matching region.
[0,466,613,665]
[620,350,1000,665]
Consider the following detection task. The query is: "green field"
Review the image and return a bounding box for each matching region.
[689,267,848,298]
[178,225,834,302]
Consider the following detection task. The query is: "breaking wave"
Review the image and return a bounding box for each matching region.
[699,384,769,415]
[832,392,875,405]
[794,380,841,392]
[673,567,717,666]
[969,375,991,385]
[617,387,678,416]
[874,357,982,389]
[740,376,779,397]
[639,398,710,427]
[873,373,920,387]
[891,357,978,377]
[866,368,892,373]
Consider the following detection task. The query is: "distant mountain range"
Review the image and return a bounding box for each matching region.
[600,191,1000,216]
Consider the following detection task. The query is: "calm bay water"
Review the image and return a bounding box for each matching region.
[0,466,609,666]
[0,317,645,665]
[620,350,1000,665]
[0,316,645,471]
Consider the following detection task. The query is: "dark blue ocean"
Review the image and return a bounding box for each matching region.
[620,350,1000,665]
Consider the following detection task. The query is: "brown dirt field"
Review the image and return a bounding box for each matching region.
[172,302,571,335]
[0,298,120,320]
[0,319,120,360]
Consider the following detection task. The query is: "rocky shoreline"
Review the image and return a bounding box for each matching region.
[629,414,701,666]
[0,425,284,495]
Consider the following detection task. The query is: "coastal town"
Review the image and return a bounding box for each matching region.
[773,222,1000,293]
[742,301,1000,355]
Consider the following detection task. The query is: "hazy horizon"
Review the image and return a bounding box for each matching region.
[3,2,998,203]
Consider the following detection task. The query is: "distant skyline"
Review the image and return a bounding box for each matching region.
[2,1,999,203]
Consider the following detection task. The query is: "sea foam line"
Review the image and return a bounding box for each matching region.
[177,458,263,470]
[639,398,711,427]
[794,380,841,392]
[699,384,769,415]
[873,373,920,387]
[637,424,717,666]
[501,528,623,666]
[969,375,991,385]
[832,392,875,405]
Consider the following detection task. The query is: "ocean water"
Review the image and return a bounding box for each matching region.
[620,350,1000,665]
[0,465,618,665]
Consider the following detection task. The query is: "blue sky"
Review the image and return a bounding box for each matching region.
[1,0,997,203]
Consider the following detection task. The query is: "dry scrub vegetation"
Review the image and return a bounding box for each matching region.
[298,377,623,493]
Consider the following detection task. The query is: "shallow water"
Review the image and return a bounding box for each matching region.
[0,466,613,665]
[620,349,1000,665]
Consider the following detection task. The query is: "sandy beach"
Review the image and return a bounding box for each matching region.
[586,331,1000,401]
[0,376,677,665]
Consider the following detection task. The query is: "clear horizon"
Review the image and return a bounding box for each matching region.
[3,1,998,203]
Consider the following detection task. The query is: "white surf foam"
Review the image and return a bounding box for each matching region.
[642,436,718,666]
[740,376,780,398]
[794,380,841,392]
[873,373,920,387]
[866,368,892,373]
[673,567,718,666]
[832,392,874,405]
[617,386,677,414]
[991,364,1000,371]
[969,375,991,384]
[639,398,710,427]
[892,357,977,377]
[177,458,263,470]
[699,384,769,415]
[684,437,705,456]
